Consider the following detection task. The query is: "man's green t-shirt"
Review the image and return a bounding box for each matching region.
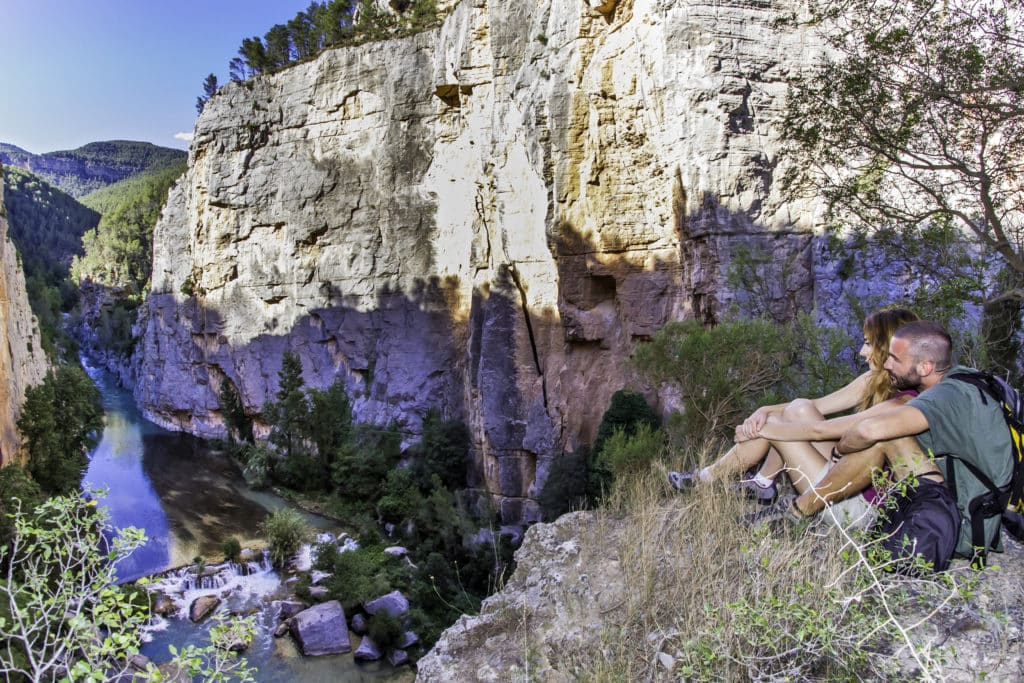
[909,365,1014,556]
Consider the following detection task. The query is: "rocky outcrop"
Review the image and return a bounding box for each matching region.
[415,509,1024,681]
[188,595,221,623]
[0,173,49,465]
[136,0,824,522]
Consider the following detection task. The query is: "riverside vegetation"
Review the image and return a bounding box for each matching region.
[220,350,515,653]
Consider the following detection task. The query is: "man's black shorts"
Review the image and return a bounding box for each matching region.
[873,478,960,573]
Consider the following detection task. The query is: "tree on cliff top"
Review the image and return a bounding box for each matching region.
[782,0,1024,296]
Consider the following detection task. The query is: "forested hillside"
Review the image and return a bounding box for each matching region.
[0,141,186,197]
[72,162,186,354]
[1,166,99,354]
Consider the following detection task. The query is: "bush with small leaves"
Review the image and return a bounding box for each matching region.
[258,508,311,568]
[221,537,242,563]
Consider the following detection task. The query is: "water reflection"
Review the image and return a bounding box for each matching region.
[82,360,277,579]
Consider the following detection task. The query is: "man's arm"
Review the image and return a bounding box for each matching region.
[835,404,929,454]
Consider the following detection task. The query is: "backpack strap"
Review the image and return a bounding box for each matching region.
[948,370,1024,512]
[944,452,1011,564]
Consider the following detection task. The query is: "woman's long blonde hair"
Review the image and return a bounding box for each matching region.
[859,307,920,410]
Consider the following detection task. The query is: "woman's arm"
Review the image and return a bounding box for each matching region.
[806,370,872,416]
[753,392,915,443]
[735,371,872,440]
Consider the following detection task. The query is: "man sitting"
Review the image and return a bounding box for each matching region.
[772,321,1013,571]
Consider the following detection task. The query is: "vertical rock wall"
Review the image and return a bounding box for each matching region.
[0,173,49,464]
[137,0,822,522]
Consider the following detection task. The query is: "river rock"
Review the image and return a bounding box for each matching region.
[274,620,291,638]
[387,649,410,667]
[398,630,419,649]
[365,590,409,618]
[354,635,383,661]
[152,594,176,616]
[276,599,306,620]
[189,595,221,623]
[383,546,409,557]
[289,600,352,656]
[309,586,330,601]
[351,613,369,635]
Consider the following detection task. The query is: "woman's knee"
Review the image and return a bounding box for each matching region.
[781,398,823,421]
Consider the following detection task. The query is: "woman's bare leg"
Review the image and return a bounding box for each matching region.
[704,438,772,481]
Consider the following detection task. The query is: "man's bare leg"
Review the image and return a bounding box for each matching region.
[794,436,941,516]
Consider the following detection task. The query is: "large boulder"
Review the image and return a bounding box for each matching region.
[364,590,409,618]
[188,595,221,623]
[288,600,351,656]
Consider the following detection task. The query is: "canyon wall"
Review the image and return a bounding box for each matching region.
[0,175,50,464]
[137,0,822,522]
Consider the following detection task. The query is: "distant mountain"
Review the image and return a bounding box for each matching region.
[0,141,186,198]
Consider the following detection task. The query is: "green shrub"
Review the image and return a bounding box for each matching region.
[331,423,403,505]
[241,444,272,489]
[589,424,665,504]
[537,451,590,521]
[18,364,103,496]
[634,319,794,457]
[408,410,470,492]
[274,452,326,492]
[368,611,404,650]
[259,508,311,568]
[378,468,423,524]
[221,537,242,563]
[316,545,398,613]
[592,390,660,460]
[0,464,42,555]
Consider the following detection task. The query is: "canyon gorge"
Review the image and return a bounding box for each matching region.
[132,0,826,525]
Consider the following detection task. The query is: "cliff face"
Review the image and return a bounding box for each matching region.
[0,175,49,464]
[137,0,821,522]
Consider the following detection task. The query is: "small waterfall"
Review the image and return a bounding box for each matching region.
[145,549,282,623]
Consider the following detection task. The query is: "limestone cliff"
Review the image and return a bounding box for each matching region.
[0,174,49,464]
[137,0,822,522]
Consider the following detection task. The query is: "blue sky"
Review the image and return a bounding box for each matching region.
[1,1,314,154]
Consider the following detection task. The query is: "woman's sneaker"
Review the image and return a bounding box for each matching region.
[667,470,698,492]
[731,478,778,505]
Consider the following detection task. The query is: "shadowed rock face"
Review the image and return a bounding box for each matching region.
[135,0,822,522]
[0,179,49,464]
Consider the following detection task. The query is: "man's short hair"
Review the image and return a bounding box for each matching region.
[893,321,952,370]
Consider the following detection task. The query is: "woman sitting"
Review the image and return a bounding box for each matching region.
[668,307,919,523]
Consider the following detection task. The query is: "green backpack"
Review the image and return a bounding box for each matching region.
[946,371,1024,562]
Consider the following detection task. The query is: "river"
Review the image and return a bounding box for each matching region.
[80,360,412,682]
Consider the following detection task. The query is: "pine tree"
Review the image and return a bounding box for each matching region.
[265,351,309,459]
[195,73,218,114]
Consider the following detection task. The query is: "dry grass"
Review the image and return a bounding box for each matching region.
[574,460,978,681]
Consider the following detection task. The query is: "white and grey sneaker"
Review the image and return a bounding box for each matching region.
[731,478,778,505]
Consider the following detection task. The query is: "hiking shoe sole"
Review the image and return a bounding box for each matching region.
[668,470,697,491]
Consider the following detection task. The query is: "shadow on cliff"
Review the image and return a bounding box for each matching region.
[128,195,815,524]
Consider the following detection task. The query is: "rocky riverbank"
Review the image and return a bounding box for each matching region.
[139,539,421,676]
